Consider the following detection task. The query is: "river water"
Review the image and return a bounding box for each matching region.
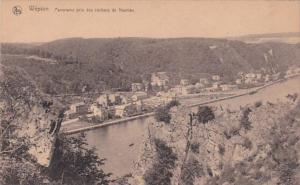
[85,77,300,177]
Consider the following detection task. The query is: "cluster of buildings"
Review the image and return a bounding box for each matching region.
[285,67,300,78]
[235,72,264,85]
[166,74,239,95]
[64,67,300,122]
[64,91,150,121]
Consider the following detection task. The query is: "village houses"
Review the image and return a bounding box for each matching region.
[199,78,209,85]
[64,102,89,119]
[131,83,144,92]
[151,72,169,89]
[96,93,127,107]
[285,67,300,78]
[114,102,142,118]
[212,75,220,81]
[220,84,238,91]
[180,79,190,86]
[88,103,109,120]
[235,79,242,85]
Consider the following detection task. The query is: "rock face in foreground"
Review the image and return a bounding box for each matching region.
[0,65,64,168]
[131,100,300,185]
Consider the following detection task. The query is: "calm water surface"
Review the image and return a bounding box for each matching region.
[86,77,300,177]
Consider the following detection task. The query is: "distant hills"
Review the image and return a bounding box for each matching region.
[228,32,300,44]
[1,36,300,94]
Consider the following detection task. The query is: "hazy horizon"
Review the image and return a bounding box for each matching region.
[1,31,299,44]
[1,1,299,43]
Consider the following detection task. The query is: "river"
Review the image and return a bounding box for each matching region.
[85,77,300,177]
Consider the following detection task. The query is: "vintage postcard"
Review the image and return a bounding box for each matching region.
[0,0,300,184]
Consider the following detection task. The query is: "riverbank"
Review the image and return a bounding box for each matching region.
[84,75,300,178]
[62,75,299,135]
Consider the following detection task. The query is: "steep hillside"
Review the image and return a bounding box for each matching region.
[0,65,111,185]
[2,38,300,94]
[131,99,300,185]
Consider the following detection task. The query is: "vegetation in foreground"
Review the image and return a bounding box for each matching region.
[0,66,111,185]
[137,97,300,185]
[154,100,180,124]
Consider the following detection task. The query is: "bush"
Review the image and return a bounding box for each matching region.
[154,106,172,123]
[166,100,180,110]
[143,139,177,185]
[49,134,111,185]
[190,142,200,154]
[154,100,180,124]
[242,137,253,150]
[196,106,215,124]
[218,144,225,156]
[180,157,203,185]
[240,108,252,131]
[254,101,262,108]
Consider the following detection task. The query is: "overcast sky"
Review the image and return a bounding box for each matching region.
[1,0,299,43]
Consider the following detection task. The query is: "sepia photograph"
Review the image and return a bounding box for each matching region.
[0,0,300,184]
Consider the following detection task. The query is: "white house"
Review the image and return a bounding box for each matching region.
[89,104,108,120]
[199,78,209,85]
[96,94,109,107]
[265,74,271,82]
[131,92,148,102]
[245,73,256,79]
[180,79,190,86]
[235,79,242,85]
[69,102,89,114]
[256,73,262,80]
[131,83,144,92]
[114,103,138,118]
[220,84,238,91]
[212,81,221,88]
[212,75,220,81]
[205,86,219,92]
[151,72,169,87]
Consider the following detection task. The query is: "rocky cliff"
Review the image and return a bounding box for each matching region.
[131,98,300,185]
[0,64,64,183]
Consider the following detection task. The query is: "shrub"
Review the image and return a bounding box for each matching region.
[154,100,180,124]
[254,101,262,108]
[240,107,252,130]
[218,144,225,156]
[180,157,203,185]
[49,134,111,185]
[143,139,177,185]
[166,100,180,110]
[154,106,172,123]
[196,106,215,124]
[190,142,200,154]
[242,137,253,150]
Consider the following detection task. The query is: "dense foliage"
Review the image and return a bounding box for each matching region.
[180,157,204,185]
[154,100,180,124]
[49,134,111,185]
[0,66,110,185]
[2,38,300,95]
[196,106,215,123]
[143,138,177,185]
[207,101,300,185]
[240,107,252,130]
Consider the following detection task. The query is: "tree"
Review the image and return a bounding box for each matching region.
[154,106,171,124]
[48,134,111,185]
[196,106,215,124]
[154,100,180,124]
[143,139,177,185]
[240,107,252,131]
[0,66,111,185]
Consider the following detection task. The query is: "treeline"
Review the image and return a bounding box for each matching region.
[1,44,79,64]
